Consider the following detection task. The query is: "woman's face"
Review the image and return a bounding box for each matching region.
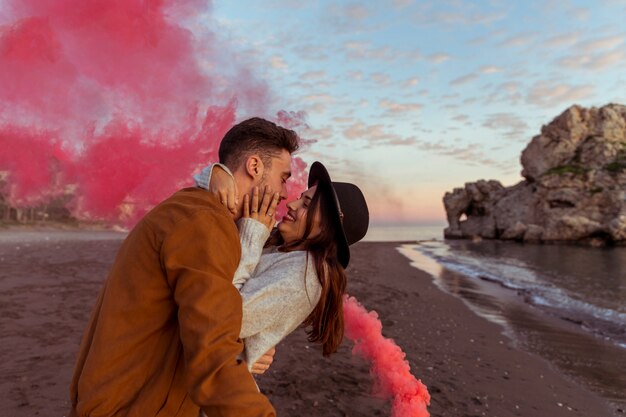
[278,185,323,244]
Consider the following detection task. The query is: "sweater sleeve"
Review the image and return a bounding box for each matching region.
[239,252,321,368]
[232,218,271,290]
[161,209,275,417]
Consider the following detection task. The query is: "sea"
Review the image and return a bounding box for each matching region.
[365,224,626,412]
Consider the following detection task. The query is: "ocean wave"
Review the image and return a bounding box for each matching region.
[411,241,626,344]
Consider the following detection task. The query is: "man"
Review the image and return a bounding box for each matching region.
[70,117,298,417]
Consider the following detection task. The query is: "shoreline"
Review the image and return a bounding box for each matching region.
[399,242,626,413]
[0,234,619,416]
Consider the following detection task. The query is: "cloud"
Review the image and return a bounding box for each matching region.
[286,80,316,90]
[301,70,327,81]
[550,34,625,71]
[480,65,502,74]
[326,4,379,33]
[577,34,624,53]
[302,125,334,141]
[411,4,507,27]
[567,6,590,21]
[332,116,356,124]
[392,0,414,9]
[370,72,391,86]
[343,41,392,60]
[544,32,580,47]
[342,4,370,20]
[469,29,506,46]
[402,77,420,87]
[347,71,364,81]
[342,121,416,147]
[303,93,334,103]
[265,0,308,8]
[428,53,451,63]
[499,81,520,92]
[401,49,422,61]
[499,32,537,47]
[450,73,479,86]
[591,50,626,69]
[558,49,626,71]
[290,44,329,61]
[379,99,422,115]
[300,93,335,113]
[269,55,288,69]
[343,122,399,142]
[482,113,529,140]
[412,139,511,171]
[452,114,470,122]
[386,136,419,146]
[527,81,594,107]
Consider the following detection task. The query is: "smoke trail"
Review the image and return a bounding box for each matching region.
[343,294,430,417]
[0,0,307,225]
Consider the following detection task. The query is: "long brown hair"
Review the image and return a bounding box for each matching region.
[266,181,347,356]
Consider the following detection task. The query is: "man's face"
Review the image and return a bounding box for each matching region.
[257,149,292,201]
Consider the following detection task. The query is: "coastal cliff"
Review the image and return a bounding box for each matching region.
[443,103,626,244]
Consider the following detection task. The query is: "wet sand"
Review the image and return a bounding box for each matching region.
[0,233,618,416]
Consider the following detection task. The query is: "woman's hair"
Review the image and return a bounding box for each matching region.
[266,181,346,356]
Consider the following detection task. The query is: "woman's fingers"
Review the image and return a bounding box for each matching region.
[244,186,279,229]
[258,185,273,215]
[218,190,228,208]
[242,194,250,218]
[250,186,260,216]
[250,362,270,375]
[209,165,236,212]
[250,346,275,374]
[227,183,237,215]
[267,192,280,228]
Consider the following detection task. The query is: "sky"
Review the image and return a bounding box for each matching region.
[207,0,626,225]
[0,0,624,227]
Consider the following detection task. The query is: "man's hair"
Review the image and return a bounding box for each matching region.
[218,117,300,171]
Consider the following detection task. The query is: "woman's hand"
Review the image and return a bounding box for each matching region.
[243,186,280,230]
[250,346,275,375]
[209,165,238,215]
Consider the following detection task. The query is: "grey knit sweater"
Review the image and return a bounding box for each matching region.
[235,218,322,369]
[193,163,322,368]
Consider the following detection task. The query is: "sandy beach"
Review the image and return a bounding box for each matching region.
[0,232,618,417]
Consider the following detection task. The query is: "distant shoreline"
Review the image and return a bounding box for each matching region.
[0,221,128,233]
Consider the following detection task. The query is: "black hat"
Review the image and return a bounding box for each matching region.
[308,161,369,268]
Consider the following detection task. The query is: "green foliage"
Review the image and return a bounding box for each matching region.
[605,161,626,173]
[589,187,604,194]
[545,165,588,176]
[605,144,626,173]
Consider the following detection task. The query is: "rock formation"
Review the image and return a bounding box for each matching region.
[444,103,626,243]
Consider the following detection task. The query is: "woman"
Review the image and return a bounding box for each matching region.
[198,161,369,370]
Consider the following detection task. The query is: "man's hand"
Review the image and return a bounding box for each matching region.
[250,346,275,375]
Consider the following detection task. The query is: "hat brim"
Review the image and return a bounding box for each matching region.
[308,162,351,268]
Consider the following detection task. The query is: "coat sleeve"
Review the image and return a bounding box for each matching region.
[161,209,275,417]
[232,218,271,289]
[239,252,321,367]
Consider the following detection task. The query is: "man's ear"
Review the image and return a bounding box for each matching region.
[245,155,265,180]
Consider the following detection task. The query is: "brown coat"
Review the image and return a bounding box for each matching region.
[69,187,275,417]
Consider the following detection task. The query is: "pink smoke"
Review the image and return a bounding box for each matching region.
[343,294,431,417]
[0,0,308,226]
